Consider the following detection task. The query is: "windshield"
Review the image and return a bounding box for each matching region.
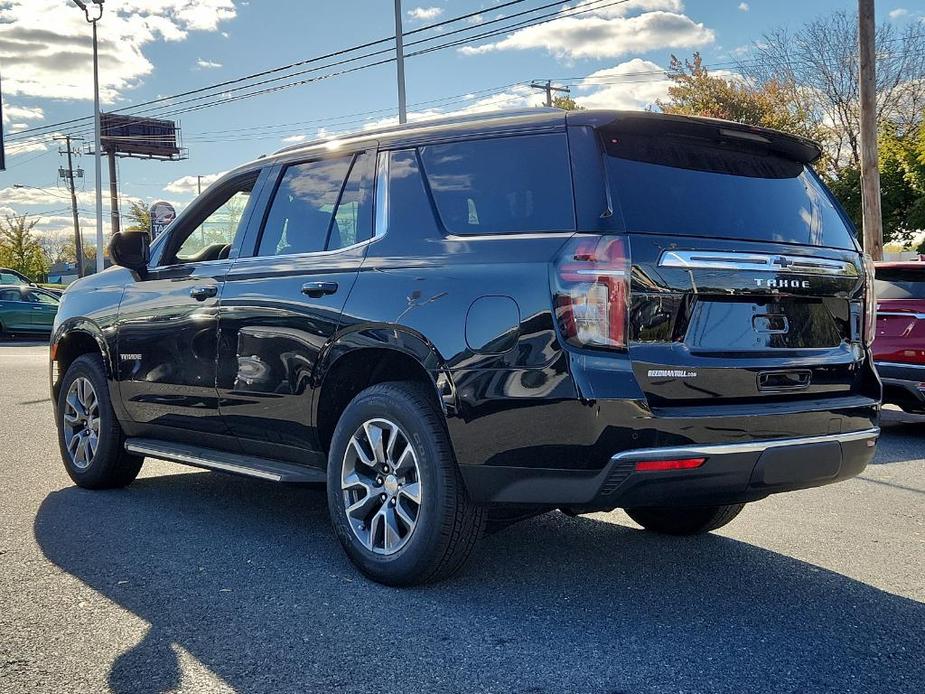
[604,134,857,249]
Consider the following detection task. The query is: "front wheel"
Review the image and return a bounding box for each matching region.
[327,382,485,586]
[56,353,143,489]
[625,504,744,535]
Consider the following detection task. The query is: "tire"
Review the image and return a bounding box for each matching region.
[56,353,143,489]
[625,503,745,536]
[327,382,485,586]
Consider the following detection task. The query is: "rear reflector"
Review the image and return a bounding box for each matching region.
[634,457,706,472]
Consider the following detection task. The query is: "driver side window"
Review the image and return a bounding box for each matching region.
[167,174,257,265]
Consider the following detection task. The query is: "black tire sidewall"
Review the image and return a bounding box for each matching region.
[327,384,456,585]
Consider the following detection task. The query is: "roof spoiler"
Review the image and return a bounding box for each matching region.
[567,110,823,165]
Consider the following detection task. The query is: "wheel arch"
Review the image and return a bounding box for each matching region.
[314,326,457,456]
[51,321,111,401]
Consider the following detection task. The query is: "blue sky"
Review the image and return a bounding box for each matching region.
[0,0,922,243]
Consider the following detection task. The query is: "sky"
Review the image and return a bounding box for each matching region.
[0,0,922,245]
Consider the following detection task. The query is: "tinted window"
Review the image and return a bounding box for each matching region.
[419,134,575,234]
[258,156,352,256]
[604,135,856,249]
[1,272,24,284]
[176,189,252,262]
[0,288,21,301]
[329,152,374,250]
[876,267,925,299]
[29,291,59,305]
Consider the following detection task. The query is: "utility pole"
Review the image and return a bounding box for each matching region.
[393,0,407,124]
[53,135,86,279]
[197,175,202,195]
[530,80,570,108]
[73,0,105,273]
[107,150,120,235]
[858,0,883,260]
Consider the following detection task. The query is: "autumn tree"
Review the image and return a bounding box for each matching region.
[552,95,583,111]
[0,214,48,281]
[124,199,151,234]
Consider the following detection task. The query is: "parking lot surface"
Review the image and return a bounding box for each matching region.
[1,340,922,693]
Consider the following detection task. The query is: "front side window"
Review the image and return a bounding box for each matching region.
[171,175,257,264]
[257,156,353,256]
[29,291,59,305]
[419,133,575,234]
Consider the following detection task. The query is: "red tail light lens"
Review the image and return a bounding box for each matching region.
[863,254,876,347]
[634,457,706,472]
[554,236,630,350]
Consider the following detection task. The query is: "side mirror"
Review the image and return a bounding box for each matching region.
[108,231,150,273]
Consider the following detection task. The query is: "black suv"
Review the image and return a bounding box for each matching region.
[51,110,881,585]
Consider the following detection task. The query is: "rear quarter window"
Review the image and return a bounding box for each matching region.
[419,133,575,235]
[875,267,925,299]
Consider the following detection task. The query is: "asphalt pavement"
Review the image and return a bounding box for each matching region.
[0,339,922,694]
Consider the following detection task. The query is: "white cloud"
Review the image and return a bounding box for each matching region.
[738,2,750,11]
[0,0,237,103]
[888,8,909,19]
[0,185,91,207]
[195,58,223,69]
[407,7,443,21]
[2,102,44,125]
[280,134,307,144]
[459,2,714,60]
[574,58,671,109]
[164,172,228,194]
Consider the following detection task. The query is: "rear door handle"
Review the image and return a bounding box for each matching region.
[301,281,338,298]
[189,285,218,301]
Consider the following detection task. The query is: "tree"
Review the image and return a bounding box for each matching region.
[124,199,151,234]
[37,230,77,265]
[0,215,48,281]
[552,95,583,111]
[738,11,925,173]
[659,53,822,138]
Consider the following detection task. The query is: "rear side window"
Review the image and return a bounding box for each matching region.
[419,133,575,234]
[604,133,857,249]
[257,155,353,256]
[876,267,925,299]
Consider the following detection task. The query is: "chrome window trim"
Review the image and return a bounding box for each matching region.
[374,150,389,239]
[659,250,858,276]
[611,427,879,463]
[230,235,379,265]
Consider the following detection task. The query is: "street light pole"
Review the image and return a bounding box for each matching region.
[74,0,105,273]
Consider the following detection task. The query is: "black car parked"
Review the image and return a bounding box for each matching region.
[51,109,881,585]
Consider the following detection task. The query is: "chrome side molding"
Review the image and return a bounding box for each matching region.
[659,250,859,276]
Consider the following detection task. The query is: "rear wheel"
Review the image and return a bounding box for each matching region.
[327,382,485,586]
[625,504,744,535]
[56,353,143,489]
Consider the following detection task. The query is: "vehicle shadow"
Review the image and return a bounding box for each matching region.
[35,471,923,694]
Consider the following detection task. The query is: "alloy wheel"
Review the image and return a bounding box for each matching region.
[62,376,101,470]
[341,418,422,555]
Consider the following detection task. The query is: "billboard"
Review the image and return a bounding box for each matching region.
[101,114,181,159]
[149,201,176,239]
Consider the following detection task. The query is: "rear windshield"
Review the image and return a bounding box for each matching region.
[876,267,925,299]
[604,134,857,249]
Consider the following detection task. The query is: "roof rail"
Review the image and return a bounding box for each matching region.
[272,107,562,155]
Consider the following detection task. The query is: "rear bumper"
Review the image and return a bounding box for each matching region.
[876,361,925,412]
[459,428,879,508]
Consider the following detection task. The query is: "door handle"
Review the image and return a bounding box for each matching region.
[301,281,338,298]
[190,285,218,301]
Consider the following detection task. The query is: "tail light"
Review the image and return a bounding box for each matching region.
[862,254,876,347]
[554,235,630,350]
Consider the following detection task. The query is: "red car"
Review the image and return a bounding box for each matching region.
[874,262,925,414]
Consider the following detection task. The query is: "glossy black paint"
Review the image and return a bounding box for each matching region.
[51,109,880,509]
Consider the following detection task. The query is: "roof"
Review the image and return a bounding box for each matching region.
[265,108,823,165]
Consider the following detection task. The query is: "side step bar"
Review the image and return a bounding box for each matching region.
[124,438,326,484]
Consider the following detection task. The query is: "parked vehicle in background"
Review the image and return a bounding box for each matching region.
[0,267,38,287]
[873,262,925,414]
[0,286,60,337]
[50,109,880,586]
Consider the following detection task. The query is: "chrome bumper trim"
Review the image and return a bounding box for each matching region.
[611,428,880,463]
